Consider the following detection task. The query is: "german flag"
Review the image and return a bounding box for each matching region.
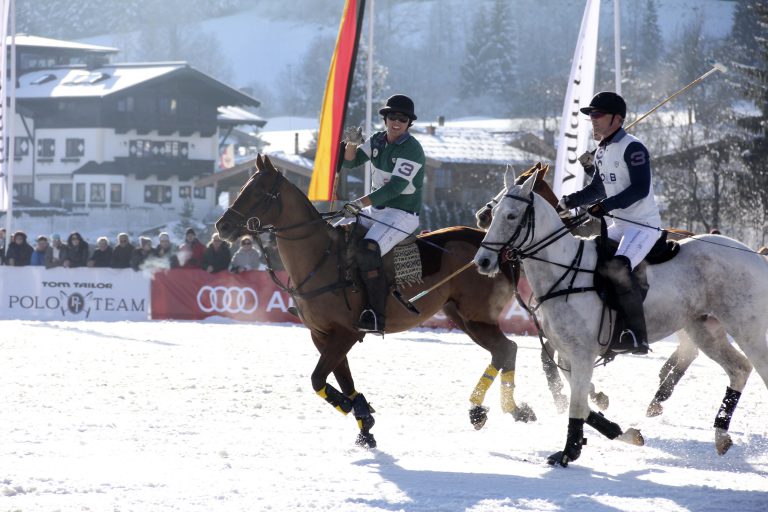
[308,0,366,201]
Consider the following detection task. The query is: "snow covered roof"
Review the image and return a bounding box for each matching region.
[10,34,118,54]
[218,106,266,127]
[411,126,547,165]
[16,63,260,107]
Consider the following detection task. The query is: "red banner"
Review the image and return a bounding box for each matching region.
[150,269,536,334]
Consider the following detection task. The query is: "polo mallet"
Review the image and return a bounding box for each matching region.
[625,62,728,131]
[402,260,475,309]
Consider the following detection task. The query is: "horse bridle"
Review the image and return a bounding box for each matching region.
[224,170,286,235]
[480,191,537,265]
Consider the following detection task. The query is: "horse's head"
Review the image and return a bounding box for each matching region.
[475,162,554,230]
[474,169,542,276]
[216,154,286,243]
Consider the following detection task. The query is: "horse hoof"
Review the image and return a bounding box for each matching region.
[715,428,732,455]
[554,394,568,414]
[617,427,645,446]
[546,450,569,467]
[356,431,377,449]
[511,403,537,423]
[469,405,489,430]
[590,392,609,411]
[646,401,664,417]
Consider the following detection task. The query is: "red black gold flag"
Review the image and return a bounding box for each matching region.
[308,0,366,201]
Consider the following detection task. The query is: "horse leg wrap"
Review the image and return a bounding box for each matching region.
[586,411,622,440]
[547,418,586,467]
[499,370,517,414]
[351,393,377,448]
[469,364,498,406]
[316,384,352,415]
[714,386,742,431]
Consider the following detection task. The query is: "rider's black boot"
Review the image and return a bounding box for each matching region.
[605,256,649,354]
[355,239,387,334]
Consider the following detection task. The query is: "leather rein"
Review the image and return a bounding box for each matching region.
[223,172,352,301]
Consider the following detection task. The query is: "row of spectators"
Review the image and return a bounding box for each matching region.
[0,227,281,273]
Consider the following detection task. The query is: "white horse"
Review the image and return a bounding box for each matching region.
[474,169,768,467]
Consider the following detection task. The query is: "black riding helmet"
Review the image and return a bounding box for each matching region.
[580,91,626,118]
[379,94,418,121]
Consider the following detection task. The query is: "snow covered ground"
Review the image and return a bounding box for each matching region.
[2,321,767,511]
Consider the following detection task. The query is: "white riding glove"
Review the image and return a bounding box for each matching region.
[556,197,572,219]
[342,126,364,146]
[342,198,365,218]
[578,151,595,168]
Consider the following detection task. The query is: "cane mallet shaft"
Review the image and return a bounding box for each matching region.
[625,62,728,131]
[408,260,476,303]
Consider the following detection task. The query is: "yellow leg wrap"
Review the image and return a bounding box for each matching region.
[316,384,351,415]
[470,364,499,406]
[500,371,517,414]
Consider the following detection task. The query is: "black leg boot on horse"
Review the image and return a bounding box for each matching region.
[602,255,649,355]
[355,239,388,335]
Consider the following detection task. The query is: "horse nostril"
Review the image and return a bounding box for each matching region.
[479,258,490,268]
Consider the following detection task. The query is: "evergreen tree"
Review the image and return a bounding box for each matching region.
[635,0,662,72]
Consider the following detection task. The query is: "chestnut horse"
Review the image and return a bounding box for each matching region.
[215,155,534,448]
[476,163,698,418]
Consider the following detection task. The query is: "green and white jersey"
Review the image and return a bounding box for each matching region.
[342,131,425,213]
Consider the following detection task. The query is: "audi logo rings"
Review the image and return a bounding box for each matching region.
[196,286,259,314]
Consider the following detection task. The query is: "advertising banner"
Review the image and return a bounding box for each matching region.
[150,269,536,335]
[0,267,151,321]
[151,268,298,323]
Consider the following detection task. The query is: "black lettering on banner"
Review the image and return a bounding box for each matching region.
[630,151,647,166]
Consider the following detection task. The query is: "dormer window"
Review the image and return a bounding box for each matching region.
[31,73,56,85]
[63,72,111,86]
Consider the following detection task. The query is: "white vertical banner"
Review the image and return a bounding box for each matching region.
[552,0,601,198]
[0,0,11,212]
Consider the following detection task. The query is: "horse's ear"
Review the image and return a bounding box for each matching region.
[521,169,539,194]
[540,163,550,178]
[503,165,516,188]
[255,154,264,172]
[263,154,278,174]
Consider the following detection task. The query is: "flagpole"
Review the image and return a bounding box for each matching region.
[363,0,374,194]
[2,0,14,239]
[614,0,621,95]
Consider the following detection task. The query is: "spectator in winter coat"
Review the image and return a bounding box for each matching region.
[130,237,154,271]
[229,235,264,273]
[46,233,69,268]
[202,233,232,273]
[111,233,134,269]
[0,228,6,265]
[178,228,205,268]
[6,231,33,266]
[88,237,113,268]
[65,232,89,268]
[152,232,179,268]
[30,236,51,267]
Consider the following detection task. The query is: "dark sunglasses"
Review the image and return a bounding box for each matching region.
[387,113,410,124]
[588,111,609,119]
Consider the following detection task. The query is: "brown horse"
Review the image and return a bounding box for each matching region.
[476,163,701,418]
[215,154,535,448]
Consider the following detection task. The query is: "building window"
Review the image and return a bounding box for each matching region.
[90,183,106,203]
[14,183,33,200]
[66,138,85,157]
[117,96,134,112]
[50,183,73,204]
[179,186,191,199]
[144,185,172,204]
[433,168,452,188]
[158,97,177,115]
[110,184,122,203]
[193,187,206,199]
[38,138,55,157]
[75,183,86,202]
[14,137,30,157]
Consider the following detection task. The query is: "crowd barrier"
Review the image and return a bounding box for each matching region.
[0,267,537,334]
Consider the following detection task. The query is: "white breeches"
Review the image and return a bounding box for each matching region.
[607,219,662,269]
[335,206,420,255]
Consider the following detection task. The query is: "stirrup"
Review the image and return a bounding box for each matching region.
[357,308,385,335]
[620,329,648,355]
